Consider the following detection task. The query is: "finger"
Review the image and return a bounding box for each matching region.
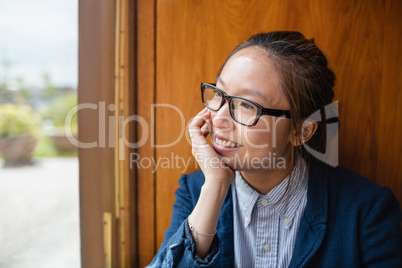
[200,121,210,137]
[189,110,210,136]
[199,107,209,113]
[190,113,213,148]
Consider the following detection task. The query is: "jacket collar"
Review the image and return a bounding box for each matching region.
[288,159,329,268]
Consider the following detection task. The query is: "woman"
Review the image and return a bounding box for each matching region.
[148,31,401,267]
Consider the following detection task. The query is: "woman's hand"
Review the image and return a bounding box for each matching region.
[189,108,236,187]
[187,108,235,258]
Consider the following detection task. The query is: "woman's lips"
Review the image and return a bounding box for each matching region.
[212,135,241,153]
[215,136,240,148]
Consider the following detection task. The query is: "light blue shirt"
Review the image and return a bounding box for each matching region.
[231,160,308,268]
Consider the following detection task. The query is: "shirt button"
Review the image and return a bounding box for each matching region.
[261,199,268,206]
[283,218,290,224]
[245,216,250,223]
[264,244,270,251]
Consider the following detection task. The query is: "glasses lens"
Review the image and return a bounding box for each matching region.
[202,85,222,110]
[231,98,259,126]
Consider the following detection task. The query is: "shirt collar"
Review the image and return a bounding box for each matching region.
[234,158,308,228]
[234,171,259,227]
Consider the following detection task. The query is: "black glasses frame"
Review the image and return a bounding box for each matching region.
[201,83,291,126]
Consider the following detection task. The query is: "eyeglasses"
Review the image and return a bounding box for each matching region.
[201,83,291,126]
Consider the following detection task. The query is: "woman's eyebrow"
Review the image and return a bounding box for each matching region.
[216,76,268,101]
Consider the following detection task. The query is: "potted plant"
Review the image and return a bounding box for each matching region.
[0,104,40,166]
[41,93,77,154]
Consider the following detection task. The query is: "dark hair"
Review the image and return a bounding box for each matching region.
[219,31,335,159]
[219,31,336,203]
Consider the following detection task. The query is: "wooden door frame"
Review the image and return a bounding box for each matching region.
[78,0,116,266]
[78,0,139,267]
[135,0,157,266]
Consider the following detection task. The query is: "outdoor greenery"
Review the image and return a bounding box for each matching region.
[0,58,77,158]
[40,92,78,132]
[33,135,58,157]
[0,104,40,138]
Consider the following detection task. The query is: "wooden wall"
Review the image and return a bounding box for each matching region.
[136,0,402,266]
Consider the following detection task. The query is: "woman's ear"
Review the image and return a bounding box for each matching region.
[290,121,318,146]
[301,121,318,144]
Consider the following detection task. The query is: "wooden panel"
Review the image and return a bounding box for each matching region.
[79,0,137,266]
[136,0,156,267]
[114,0,137,266]
[377,0,402,193]
[78,0,116,267]
[148,0,402,261]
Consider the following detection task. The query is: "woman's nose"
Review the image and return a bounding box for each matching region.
[211,102,234,129]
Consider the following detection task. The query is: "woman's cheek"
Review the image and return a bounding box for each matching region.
[243,131,272,151]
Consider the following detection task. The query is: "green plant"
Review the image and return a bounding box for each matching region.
[42,72,56,99]
[33,135,58,157]
[40,93,77,132]
[0,104,40,138]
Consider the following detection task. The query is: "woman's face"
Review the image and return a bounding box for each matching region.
[210,46,296,171]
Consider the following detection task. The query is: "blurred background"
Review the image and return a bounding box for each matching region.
[0,0,80,267]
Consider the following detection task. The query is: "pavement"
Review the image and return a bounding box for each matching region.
[0,158,80,268]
